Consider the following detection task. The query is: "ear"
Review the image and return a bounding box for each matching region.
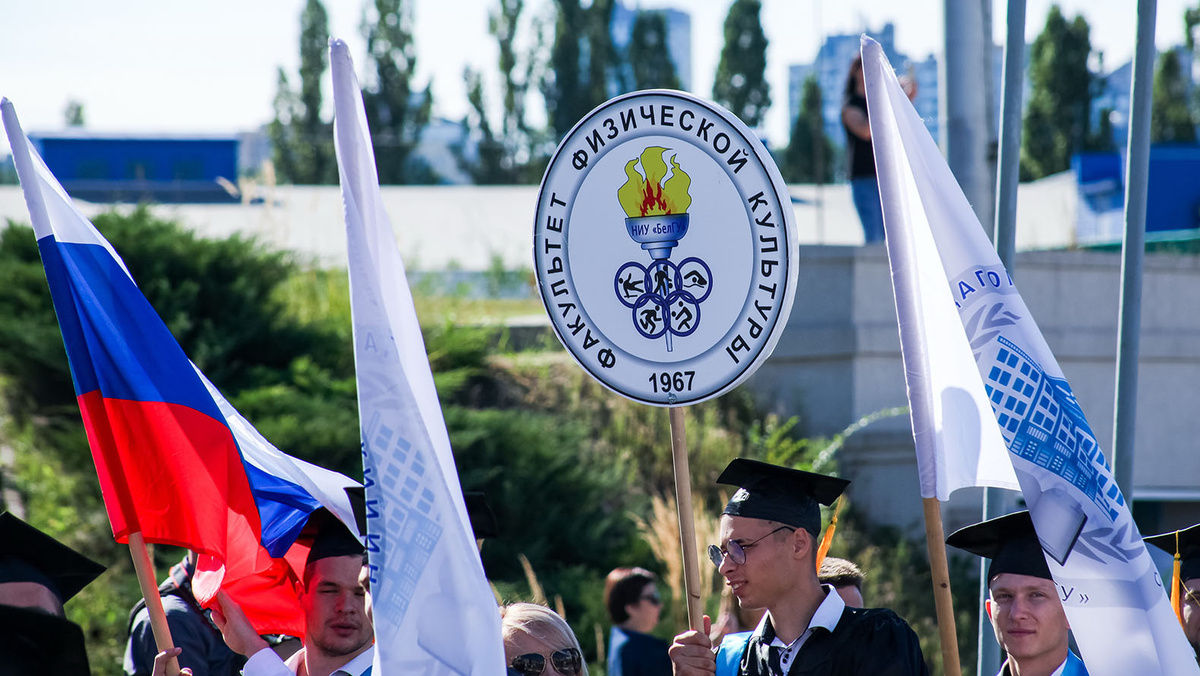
[985,598,993,621]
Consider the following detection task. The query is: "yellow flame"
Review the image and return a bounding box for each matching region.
[616,147,692,217]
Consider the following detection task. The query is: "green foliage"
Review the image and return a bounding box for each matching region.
[712,0,771,128]
[782,75,835,184]
[628,12,681,91]
[1151,49,1198,143]
[269,0,338,185]
[1020,6,1096,180]
[63,99,86,128]
[543,0,618,139]
[361,0,435,184]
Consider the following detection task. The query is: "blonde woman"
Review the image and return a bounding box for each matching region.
[501,603,588,676]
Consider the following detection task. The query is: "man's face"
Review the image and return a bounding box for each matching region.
[988,573,1070,666]
[1183,578,1200,655]
[300,556,373,659]
[0,581,63,616]
[716,515,799,611]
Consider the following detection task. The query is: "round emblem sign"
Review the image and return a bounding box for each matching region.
[534,90,798,406]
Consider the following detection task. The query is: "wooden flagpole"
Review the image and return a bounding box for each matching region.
[669,406,704,630]
[922,497,962,676]
[128,531,180,676]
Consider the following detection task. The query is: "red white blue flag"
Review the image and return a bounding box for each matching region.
[2,97,361,638]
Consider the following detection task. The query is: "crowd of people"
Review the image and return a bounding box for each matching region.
[2,454,1199,676]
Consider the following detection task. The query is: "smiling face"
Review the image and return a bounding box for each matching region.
[716,515,805,611]
[987,573,1070,668]
[300,555,373,660]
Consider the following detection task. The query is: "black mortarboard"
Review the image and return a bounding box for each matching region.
[0,604,91,676]
[303,511,365,566]
[1145,524,1200,583]
[716,458,849,537]
[946,510,1052,582]
[0,513,106,606]
[464,492,499,540]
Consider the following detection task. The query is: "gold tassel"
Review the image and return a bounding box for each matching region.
[815,495,844,572]
[1173,531,1184,626]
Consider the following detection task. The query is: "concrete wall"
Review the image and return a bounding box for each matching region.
[746,244,1200,534]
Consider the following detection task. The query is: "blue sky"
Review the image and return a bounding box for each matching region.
[1,0,1192,156]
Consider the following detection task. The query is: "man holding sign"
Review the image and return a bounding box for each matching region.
[670,459,929,676]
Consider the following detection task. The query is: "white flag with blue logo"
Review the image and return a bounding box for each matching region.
[863,36,1200,675]
[330,38,506,675]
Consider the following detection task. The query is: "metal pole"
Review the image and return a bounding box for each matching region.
[943,0,992,227]
[1112,0,1156,499]
[980,2,1026,674]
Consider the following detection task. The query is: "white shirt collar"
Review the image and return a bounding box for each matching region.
[285,645,376,676]
[765,585,847,673]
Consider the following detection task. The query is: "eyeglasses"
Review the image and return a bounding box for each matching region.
[640,591,662,605]
[509,648,584,676]
[708,526,795,568]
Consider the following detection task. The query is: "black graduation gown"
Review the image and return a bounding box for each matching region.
[733,607,930,676]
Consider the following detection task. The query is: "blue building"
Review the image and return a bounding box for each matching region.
[28,131,240,203]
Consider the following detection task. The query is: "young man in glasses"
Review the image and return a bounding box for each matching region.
[670,458,929,676]
[946,511,1088,676]
[1146,523,1200,663]
[605,567,670,676]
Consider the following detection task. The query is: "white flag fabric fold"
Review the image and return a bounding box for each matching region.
[330,39,506,675]
[865,36,1200,676]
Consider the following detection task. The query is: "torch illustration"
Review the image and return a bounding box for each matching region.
[616,146,694,352]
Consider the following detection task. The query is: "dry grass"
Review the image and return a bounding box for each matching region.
[632,491,724,632]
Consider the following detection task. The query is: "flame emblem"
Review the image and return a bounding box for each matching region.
[617,147,692,217]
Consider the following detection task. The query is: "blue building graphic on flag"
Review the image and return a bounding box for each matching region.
[982,336,1124,522]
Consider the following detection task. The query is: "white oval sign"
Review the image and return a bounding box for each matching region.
[534,90,798,406]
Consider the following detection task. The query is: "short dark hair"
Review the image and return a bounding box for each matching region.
[818,556,864,590]
[603,567,655,624]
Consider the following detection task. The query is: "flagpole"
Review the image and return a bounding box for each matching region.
[1112,0,1156,498]
[128,531,180,676]
[922,499,963,676]
[668,406,704,630]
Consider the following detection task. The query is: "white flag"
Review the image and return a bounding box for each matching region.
[864,36,1200,675]
[330,39,506,675]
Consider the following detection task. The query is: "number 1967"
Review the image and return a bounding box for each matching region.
[649,371,695,393]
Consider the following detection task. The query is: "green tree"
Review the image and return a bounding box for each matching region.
[361,0,434,184]
[712,0,770,128]
[458,0,550,184]
[62,99,85,127]
[628,11,681,91]
[782,75,834,184]
[1151,48,1197,142]
[1020,6,1095,180]
[543,0,618,139]
[268,0,337,184]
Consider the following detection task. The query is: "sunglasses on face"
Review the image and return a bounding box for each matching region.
[708,526,795,568]
[640,591,662,605]
[509,647,584,676]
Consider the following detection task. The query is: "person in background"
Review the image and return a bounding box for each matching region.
[125,550,243,676]
[946,510,1089,676]
[0,511,106,676]
[841,54,917,244]
[1145,523,1200,663]
[817,556,864,608]
[603,567,670,676]
[501,602,587,676]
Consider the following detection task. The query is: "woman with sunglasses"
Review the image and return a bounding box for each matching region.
[501,602,588,676]
[604,567,671,676]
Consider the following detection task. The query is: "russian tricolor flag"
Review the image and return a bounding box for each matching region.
[2,98,360,638]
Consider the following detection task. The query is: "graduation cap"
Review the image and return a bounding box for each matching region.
[945,510,1051,582]
[716,458,849,537]
[1145,523,1200,584]
[0,512,106,608]
[464,491,498,540]
[0,604,91,676]
[302,508,366,566]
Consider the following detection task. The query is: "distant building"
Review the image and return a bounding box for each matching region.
[611,1,693,93]
[28,131,240,203]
